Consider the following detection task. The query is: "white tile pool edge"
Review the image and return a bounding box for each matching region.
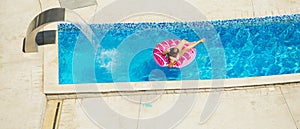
[43,18,300,95]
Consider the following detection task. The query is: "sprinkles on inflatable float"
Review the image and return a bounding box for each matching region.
[153,39,197,68]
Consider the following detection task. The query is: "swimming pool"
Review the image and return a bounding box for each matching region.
[58,14,300,84]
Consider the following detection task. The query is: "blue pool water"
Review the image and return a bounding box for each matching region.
[58,14,300,84]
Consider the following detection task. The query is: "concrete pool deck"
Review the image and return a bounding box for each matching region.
[0,0,300,129]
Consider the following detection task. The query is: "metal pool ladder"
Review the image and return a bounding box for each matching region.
[22,8,65,53]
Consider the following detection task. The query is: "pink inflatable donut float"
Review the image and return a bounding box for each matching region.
[153,39,197,68]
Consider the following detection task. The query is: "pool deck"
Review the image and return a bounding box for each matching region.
[0,0,300,129]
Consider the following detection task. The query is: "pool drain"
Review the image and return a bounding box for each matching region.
[42,100,63,129]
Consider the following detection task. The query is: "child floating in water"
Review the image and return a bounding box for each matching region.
[162,38,206,68]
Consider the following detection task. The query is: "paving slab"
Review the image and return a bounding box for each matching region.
[40,0,61,11]
[59,94,142,129]
[0,62,46,129]
[187,0,254,20]
[59,0,97,10]
[252,0,300,17]
[137,93,207,129]
[72,5,98,22]
[58,99,100,129]
[280,84,300,129]
[174,87,297,129]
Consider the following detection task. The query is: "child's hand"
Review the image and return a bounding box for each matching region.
[199,38,206,42]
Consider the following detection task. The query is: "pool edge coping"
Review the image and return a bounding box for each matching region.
[44,73,300,94]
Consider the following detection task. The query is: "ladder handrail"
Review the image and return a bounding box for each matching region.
[23,8,65,53]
